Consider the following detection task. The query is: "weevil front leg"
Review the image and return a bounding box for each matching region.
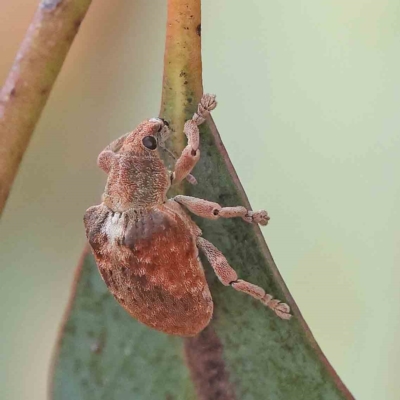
[97,132,130,173]
[197,237,291,320]
[173,195,270,226]
[172,94,217,185]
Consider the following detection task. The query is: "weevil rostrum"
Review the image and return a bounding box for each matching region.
[84,94,291,336]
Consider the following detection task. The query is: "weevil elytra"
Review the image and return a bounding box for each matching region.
[84,94,291,336]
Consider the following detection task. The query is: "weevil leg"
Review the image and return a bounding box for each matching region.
[162,146,198,185]
[196,237,291,320]
[97,132,130,173]
[173,195,270,226]
[172,94,217,185]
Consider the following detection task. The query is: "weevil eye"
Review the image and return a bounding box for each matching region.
[142,136,157,150]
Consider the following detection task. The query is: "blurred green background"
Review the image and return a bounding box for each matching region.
[1,0,399,399]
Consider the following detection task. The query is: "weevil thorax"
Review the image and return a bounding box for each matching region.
[102,119,170,212]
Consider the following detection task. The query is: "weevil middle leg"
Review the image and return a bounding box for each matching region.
[196,237,291,320]
[173,195,270,226]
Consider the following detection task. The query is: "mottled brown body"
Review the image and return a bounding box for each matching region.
[84,94,291,337]
[84,200,213,336]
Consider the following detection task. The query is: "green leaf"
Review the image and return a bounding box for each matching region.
[50,0,354,399]
[50,251,197,400]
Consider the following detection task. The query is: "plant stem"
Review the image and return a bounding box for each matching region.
[0,0,92,217]
[160,0,203,150]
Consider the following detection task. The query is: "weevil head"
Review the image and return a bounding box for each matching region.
[103,118,172,211]
[119,118,170,154]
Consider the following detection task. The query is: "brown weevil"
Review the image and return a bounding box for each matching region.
[84,94,291,336]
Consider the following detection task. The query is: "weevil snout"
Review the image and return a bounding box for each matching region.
[149,117,169,131]
[149,117,171,146]
[149,117,169,127]
[159,118,169,128]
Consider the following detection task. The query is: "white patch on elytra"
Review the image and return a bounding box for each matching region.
[111,212,120,224]
[101,212,125,246]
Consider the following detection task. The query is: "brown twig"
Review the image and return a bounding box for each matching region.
[0,0,92,217]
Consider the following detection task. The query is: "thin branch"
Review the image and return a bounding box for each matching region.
[160,0,203,157]
[0,0,92,217]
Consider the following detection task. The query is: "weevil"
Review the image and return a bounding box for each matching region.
[84,94,291,336]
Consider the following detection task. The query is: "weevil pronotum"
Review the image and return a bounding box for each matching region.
[84,94,291,336]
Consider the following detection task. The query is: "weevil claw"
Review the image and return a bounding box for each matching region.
[274,303,292,320]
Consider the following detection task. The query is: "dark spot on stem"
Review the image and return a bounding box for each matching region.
[184,326,236,400]
[10,88,16,97]
[196,24,201,36]
[74,19,82,29]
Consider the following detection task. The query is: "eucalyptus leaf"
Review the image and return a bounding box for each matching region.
[50,1,354,399]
